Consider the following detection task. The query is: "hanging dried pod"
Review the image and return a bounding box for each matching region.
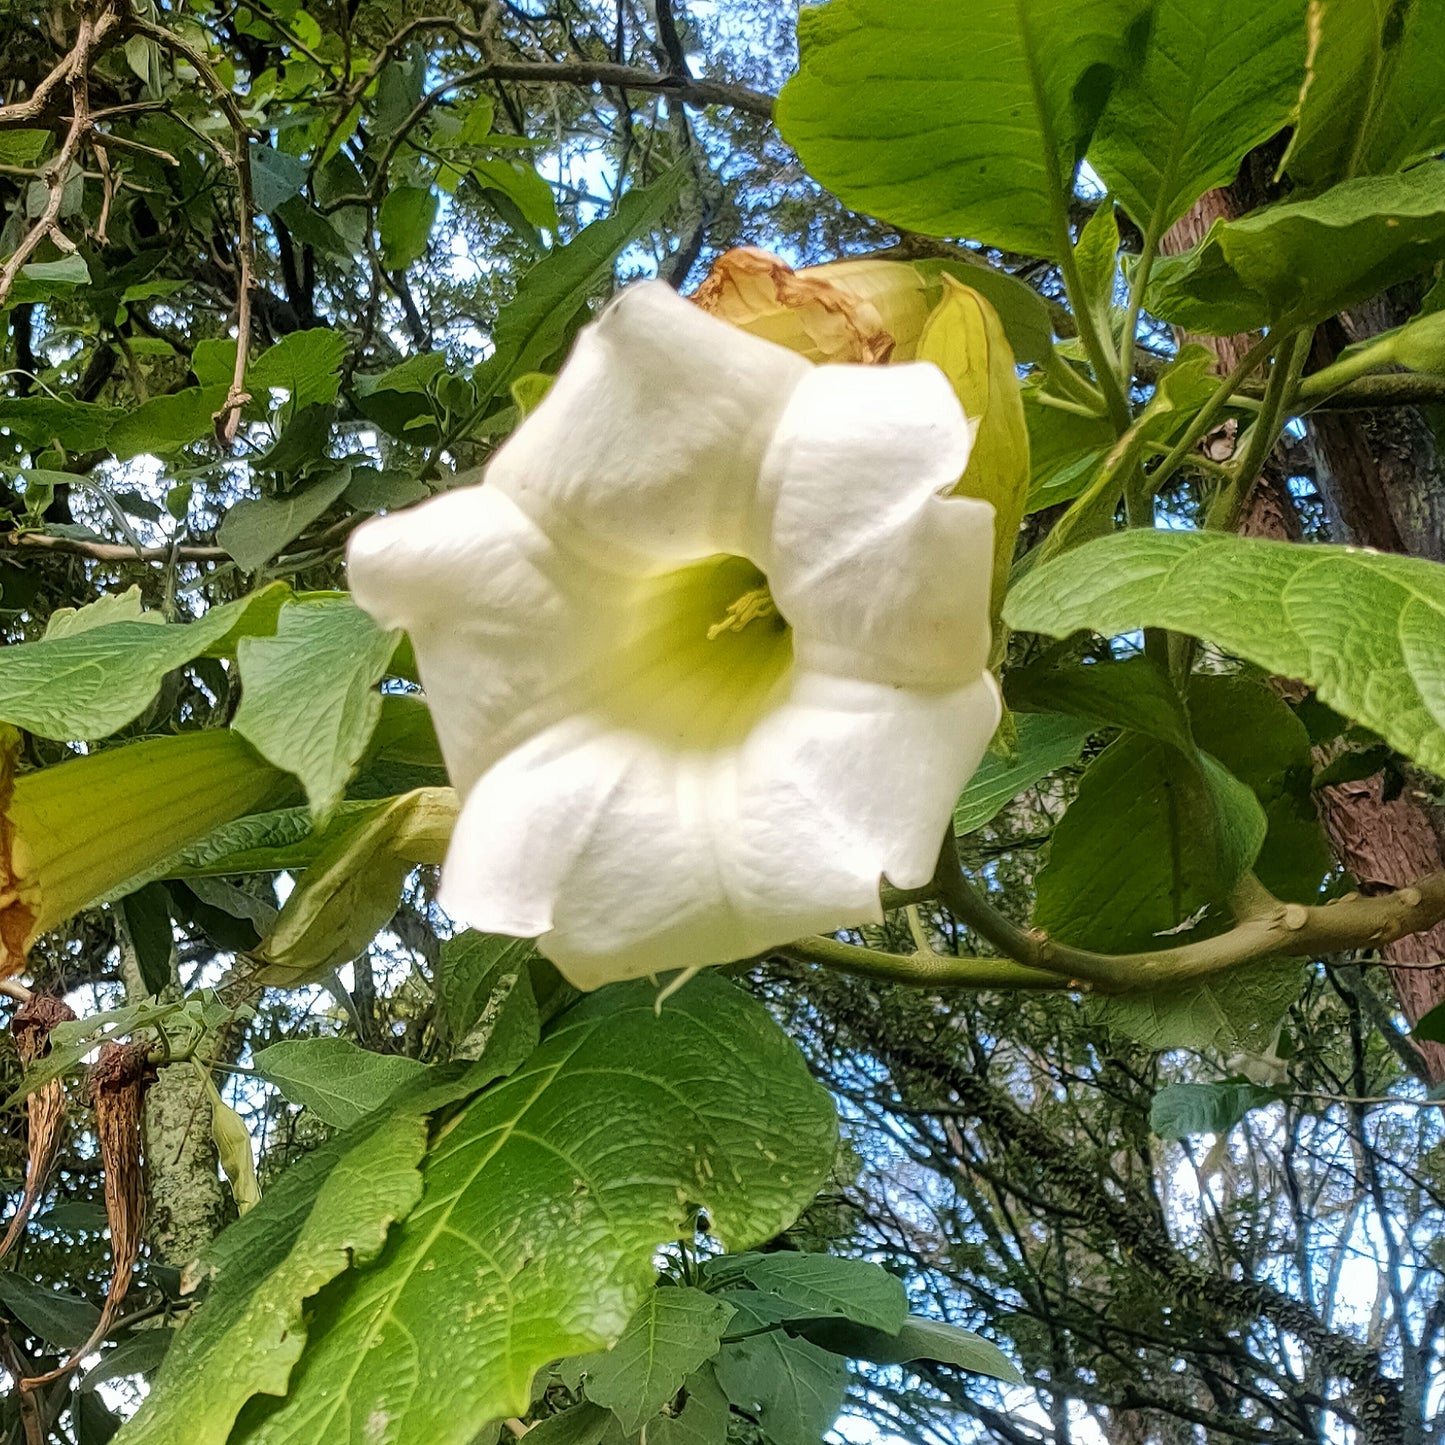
[0,994,77,1262]
[23,1040,151,1390]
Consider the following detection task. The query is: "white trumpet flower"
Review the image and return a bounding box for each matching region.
[347,281,999,990]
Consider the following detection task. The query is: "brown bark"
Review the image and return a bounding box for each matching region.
[1161,183,1445,1080]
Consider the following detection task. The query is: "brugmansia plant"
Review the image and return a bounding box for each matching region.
[0,0,1444,1441]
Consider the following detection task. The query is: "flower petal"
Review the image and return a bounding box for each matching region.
[438,667,1000,991]
[760,361,995,688]
[347,485,628,794]
[487,280,810,567]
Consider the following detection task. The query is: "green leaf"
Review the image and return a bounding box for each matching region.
[0,1274,102,1348]
[21,254,91,288]
[1033,732,1247,952]
[1150,1080,1278,1139]
[81,1325,176,1390]
[114,1074,470,1445]
[251,1038,430,1129]
[1004,529,1445,781]
[472,157,559,232]
[254,786,458,988]
[524,1405,614,1445]
[119,882,174,994]
[1074,201,1121,339]
[1089,0,1304,233]
[470,164,688,415]
[1284,0,1445,187]
[775,0,1150,257]
[1090,958,1305,1052]
[228,977,837,1445]
[218,465,354,572]
[378,185,438,270]
[109,385,229,460]
[955,711,1094,835]
[1010,656,1267,894]
[649,1368,730,1445]
[234,598,397,819]
[0,397,120,450]
[1143,163,1445,334]
[437,930,540,1047]
[715,1253,907,1335]
[580,1288,736,1432]
[43,585,155,640]
[1187,676,1331,904]
[250,143,308,214]
[797,1314,1023,1383]
[0,587,281,739]
[1413,999,1445,1044]
[0,129,51,165]
[250,330,349,412]
[713,1330,848,1445]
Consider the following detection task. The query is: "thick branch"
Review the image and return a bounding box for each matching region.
[793,835,1445,996]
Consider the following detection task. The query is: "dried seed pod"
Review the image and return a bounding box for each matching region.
[0,994,77,1262]
[22,1040,151,1391]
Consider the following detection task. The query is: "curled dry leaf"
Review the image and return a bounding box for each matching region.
[23,1041,151,1391]
[0,994,78,1262]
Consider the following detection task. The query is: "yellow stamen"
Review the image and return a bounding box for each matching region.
[706,585,777,640]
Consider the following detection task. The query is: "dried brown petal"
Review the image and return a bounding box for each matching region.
[692,246,916,364]
[22,1041,150,1391]
[0,995,77,1263]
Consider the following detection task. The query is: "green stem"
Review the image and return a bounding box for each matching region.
[1208,329,1308,531]
[1146,330,1278,498]
[1118,212,1162,381]
[779,934,1066,992]
[786,836,1445,997]
[1057,233,1132,434]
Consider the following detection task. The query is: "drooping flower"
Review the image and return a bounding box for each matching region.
[346,280,999,990]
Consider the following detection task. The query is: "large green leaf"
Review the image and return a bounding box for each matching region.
[954,711,1095,836]
[250,1039,430,1130]
[1143,163,1445,334]
[217,465,354,573]
[234,598,398,819]
[0,586,283,739]
[580,1288,736,1432]
[114,1059,527,1445]
[713,1330,848,1445]
[229,977,837,1445]
[1032,732,1245,952]
[0,1275,102,1348]
[1004,529,1445,780]
[1187,676,1331,904]
[1090,958,1305,1053]
[1283,0,1445,187]
[797,1314,1022,1383]
[1009,657,1267,896]
[436,930,542,1049]
[708,1253,907,1335]
[469,164,688,416]
[775,0,1150,257]
[250,329,349,412]
[1149,1080,1277,1139]
[1089,0,1304,233]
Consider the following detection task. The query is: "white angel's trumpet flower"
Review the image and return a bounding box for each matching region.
[346,280,1000,990]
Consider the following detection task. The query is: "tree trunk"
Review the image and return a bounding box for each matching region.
[118,939,229,1272]
[1161,183,1445,1081]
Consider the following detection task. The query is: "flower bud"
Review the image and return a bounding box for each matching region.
[692,247,934,363]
